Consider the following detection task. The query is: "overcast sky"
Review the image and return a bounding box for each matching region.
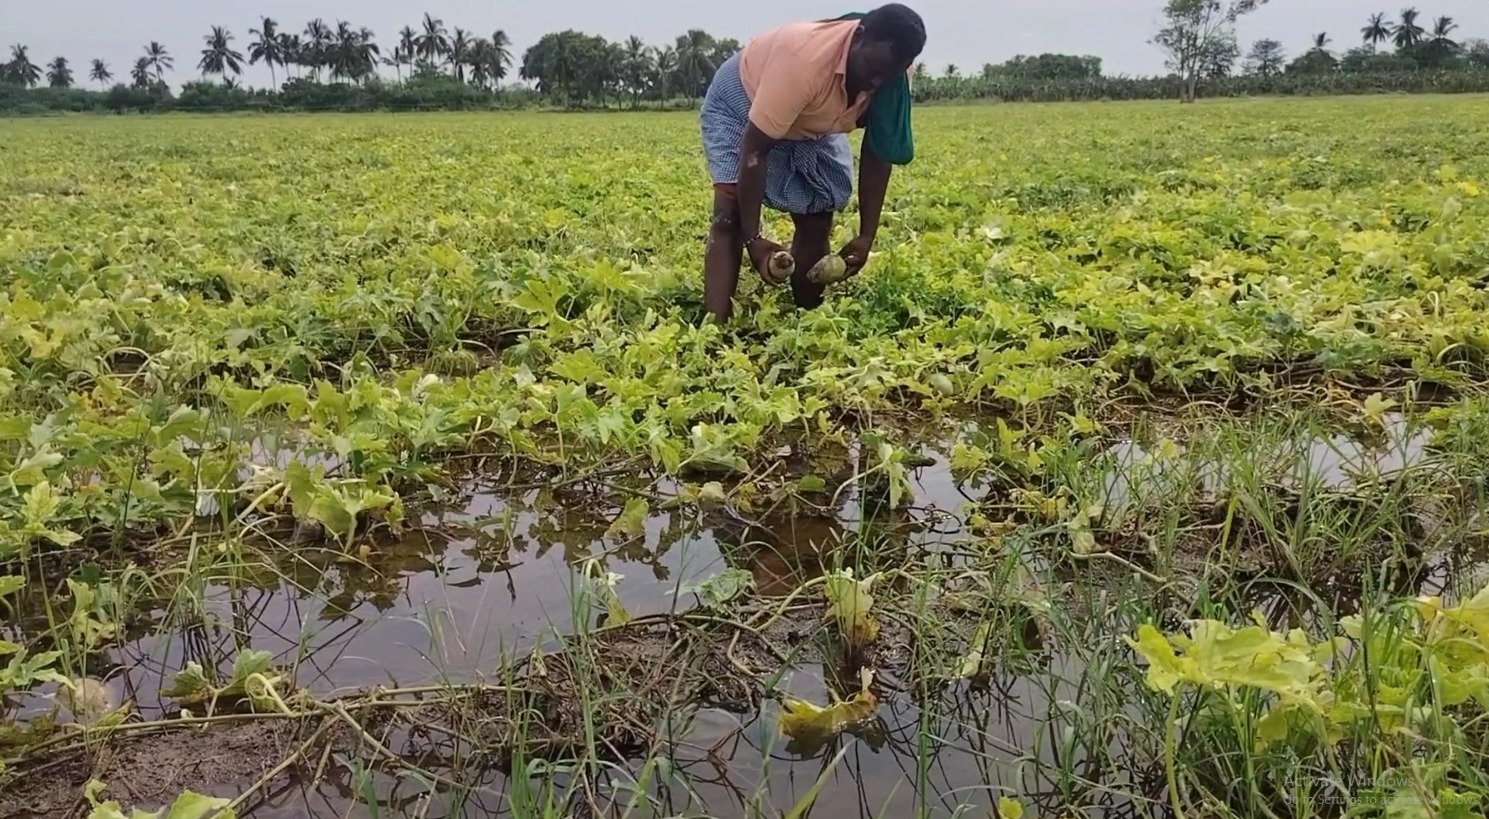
[5,1,1486,87]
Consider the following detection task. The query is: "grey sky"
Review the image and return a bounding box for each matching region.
[5,1,1486,88]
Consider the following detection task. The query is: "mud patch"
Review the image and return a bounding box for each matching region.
[1,718,330,819]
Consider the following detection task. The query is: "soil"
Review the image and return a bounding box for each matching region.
[0,718,331,818]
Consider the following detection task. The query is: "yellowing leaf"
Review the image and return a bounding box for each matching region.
[779,669,878,743]
[1361,392,1398,425]
[1068,508,1098,556]
[824,569,881,646]
[997,796,1025,819]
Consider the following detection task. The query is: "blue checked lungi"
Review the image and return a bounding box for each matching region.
[700,53,855,215]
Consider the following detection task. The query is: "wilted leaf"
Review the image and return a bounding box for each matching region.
[779,669,878,743]
[824,569,881,646]
[59,676,117,724]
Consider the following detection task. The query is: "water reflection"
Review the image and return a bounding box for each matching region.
[12,418,1459,818]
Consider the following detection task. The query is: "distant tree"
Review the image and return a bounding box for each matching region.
[1201,32,1240,78]
[144,41,173,82]
[1466,39,1489,69]
[89,58,112,88]
[449,27,474,82]
[130,57,152,89]
[1244,38,1286,76]
[1394,8,1425,50]
[1362,12,1392,51]
[653,45,677,99]
[278,33,303,80]
[1340,46,1385,72]
[913,62,929,84]
[1152,0,1269,102]
[522,30,615,104]
[46,56,73,88]
[325,22,377,82]
[199,26,245,82]
[489,30,513,81]
[248,17,283,88]
[304,20,333,80]
[675,30,718,101]
[944,64,960,79]
[417,13,450,68]
[393,26,418,81]
[8,45,42,87]
[1422,16,1461,67]
[987,54,1104,80]
[621,36,652,105]
[1288,50,1339,74]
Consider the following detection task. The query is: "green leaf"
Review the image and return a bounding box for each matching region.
[605,497,648,538]
[688,568,753,610]
[161,661,213,704]
[83,789,236,819]
[0,575,25,597]
[229,649,275,688]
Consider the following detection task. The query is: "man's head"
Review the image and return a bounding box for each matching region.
[848,4,926,92]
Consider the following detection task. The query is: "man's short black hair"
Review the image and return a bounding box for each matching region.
[862,4,927,65]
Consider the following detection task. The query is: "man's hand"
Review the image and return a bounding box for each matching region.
[747,237,794,285]
[839,234,875,279]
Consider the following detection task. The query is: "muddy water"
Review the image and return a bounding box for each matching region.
[24,418,1453,817]
[70,449,1100,819]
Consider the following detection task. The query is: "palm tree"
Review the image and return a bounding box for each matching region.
[653,45,677,100]
[89,59,112,88]
[489,30,513,82]
[1362,12,1392,52]
[1394,7,1425,50]
[395,26,418,80]
[1425,16,1461,66]
[1431,16,1460,50]
[130,57,152,89]
[1311,33,1331,53]
[449,27,473,82]
[46,56,73,88]
[304,19,333,80]
[248,17,283,89]
[199,26,245,82]
[417,13,450,67]
[9,45,42,87]
[674,30,715,102]
[622,35,650,105]
[355,27,380,82]
[279,33,302,80]
[143,41,173,82]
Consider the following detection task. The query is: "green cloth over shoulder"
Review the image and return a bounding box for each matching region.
[828,12,915,165]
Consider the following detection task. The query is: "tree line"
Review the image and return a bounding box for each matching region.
[1150,2,1487,102]
[2,6,1488,113]
[0,14,737,107]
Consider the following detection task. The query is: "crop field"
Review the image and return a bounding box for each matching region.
[5,96,1489,818]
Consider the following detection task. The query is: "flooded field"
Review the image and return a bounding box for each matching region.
[5,406,1480,818]
[7,100,1489,817]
